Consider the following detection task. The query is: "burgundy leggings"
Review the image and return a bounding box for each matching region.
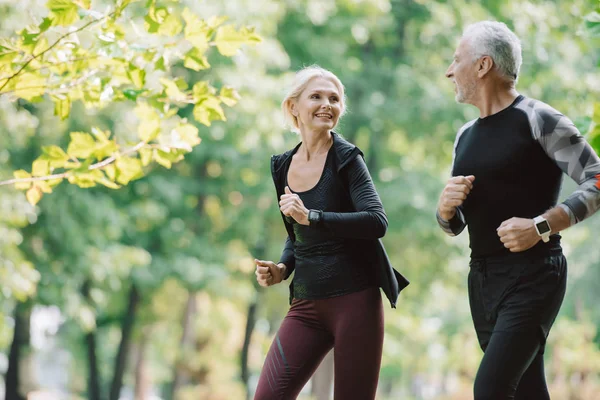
[254,287,384,400]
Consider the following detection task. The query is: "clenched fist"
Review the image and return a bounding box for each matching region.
[438,175,475,220]
[279,186,309,226]
[255,259,286,287]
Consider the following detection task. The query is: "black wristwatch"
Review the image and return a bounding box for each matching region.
[308,209,323,226]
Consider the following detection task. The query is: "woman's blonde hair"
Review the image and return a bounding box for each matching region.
[281,65,347,133]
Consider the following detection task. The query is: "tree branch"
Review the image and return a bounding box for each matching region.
[0,10,117,93]
[0,55,101,81]
[0,141,149,187]
[0,141,186,187]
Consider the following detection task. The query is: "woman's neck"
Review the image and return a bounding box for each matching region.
[298,129,332,161]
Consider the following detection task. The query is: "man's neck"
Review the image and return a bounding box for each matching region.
[472,83,520,118]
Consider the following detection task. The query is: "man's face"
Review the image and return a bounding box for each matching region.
[446,38,478,104]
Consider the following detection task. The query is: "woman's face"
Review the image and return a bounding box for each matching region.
[291,77,342,133]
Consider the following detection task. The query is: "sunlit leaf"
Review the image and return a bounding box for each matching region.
[41,145,70,168]
[53,96,71,120]
[14,73,46,100]
[134,102,160,142]
[219,86,240,107]
[26,184,43,205]
[193,97,225,126]
[214,25,261,57]
[32,159,50,177]
[115,156,144,184]
[139,147,152,166]
[127,66,146,89]
[184,47,210,71]
[183,11,210,51]
[67,132,97,159]
[13,170,32,190]
[47,0,79,26]
[158,14,183,36]
[160,77,187,102]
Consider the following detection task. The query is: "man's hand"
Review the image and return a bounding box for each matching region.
[497,217,540,252]
[437,175,475,220]
[279,186,309,226]
[254,259,286,287]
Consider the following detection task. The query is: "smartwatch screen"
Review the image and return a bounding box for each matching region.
[536,220,551,234]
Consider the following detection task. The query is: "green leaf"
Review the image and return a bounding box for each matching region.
[91,127,110,142]
[171,123,201,151]
[192,81,216,103]
[134,102,160,142]
[153,149,185,169]
[115,157,144,184]
[94,171,121,189]
[47,0,79,26]
[153,149,172,168]
[155,55,166,71]
[144,15,160,34]
[139,147,152,166]
[36,180,53,194]
[122,88,145,101]
[219,86,240,107]
[207,16,228,29]
[184,48,210,71]
[53,96,71,120]
[26,185,43,205]
[214,25,261,57]
[160,78,187,102]
[94,141,119,160]
[32,159,50,177]
[68,172,98,188]
[38,17,53,33]
[42,145,69,162]
[183,11,210,51]
[73,0,90,9]
[193,104,211,126]
[158,14,183,37]
[127,66,146,89]
[67,132,97,159]
[14,73,46,101]
[105,164,117,180]
[193,97,226,126]
[13,170,32,190]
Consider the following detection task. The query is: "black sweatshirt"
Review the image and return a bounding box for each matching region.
[438,95,600,258]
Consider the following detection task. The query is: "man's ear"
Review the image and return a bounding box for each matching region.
[477,55,494,78]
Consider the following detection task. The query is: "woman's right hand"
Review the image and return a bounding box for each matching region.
[255,259,286,287]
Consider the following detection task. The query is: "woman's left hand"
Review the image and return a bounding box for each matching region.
[280,186,309,225]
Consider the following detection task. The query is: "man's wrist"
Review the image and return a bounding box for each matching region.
[437,208,456,222]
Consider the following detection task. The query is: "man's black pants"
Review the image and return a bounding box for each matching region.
[468,252,567,399]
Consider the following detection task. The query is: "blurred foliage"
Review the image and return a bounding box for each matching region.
[0,0,598,399]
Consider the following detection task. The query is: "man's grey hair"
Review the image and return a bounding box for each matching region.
[463,21,522,82]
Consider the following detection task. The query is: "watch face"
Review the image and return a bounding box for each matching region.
[536,220,551,234]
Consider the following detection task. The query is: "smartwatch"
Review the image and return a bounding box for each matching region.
[308,209,323,226]
[533,215,551,243]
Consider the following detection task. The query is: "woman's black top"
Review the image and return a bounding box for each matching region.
[284,146,381,299]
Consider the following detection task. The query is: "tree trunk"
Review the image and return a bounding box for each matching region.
[134,330,151,400]
[82,280,102,400]
[109,284,140,400]
[310,350,334,400]
[240,294,259,400]
[85,330,101,400]
[5,302,32,400]
[240,243,266,399]
[169,291,197,400]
